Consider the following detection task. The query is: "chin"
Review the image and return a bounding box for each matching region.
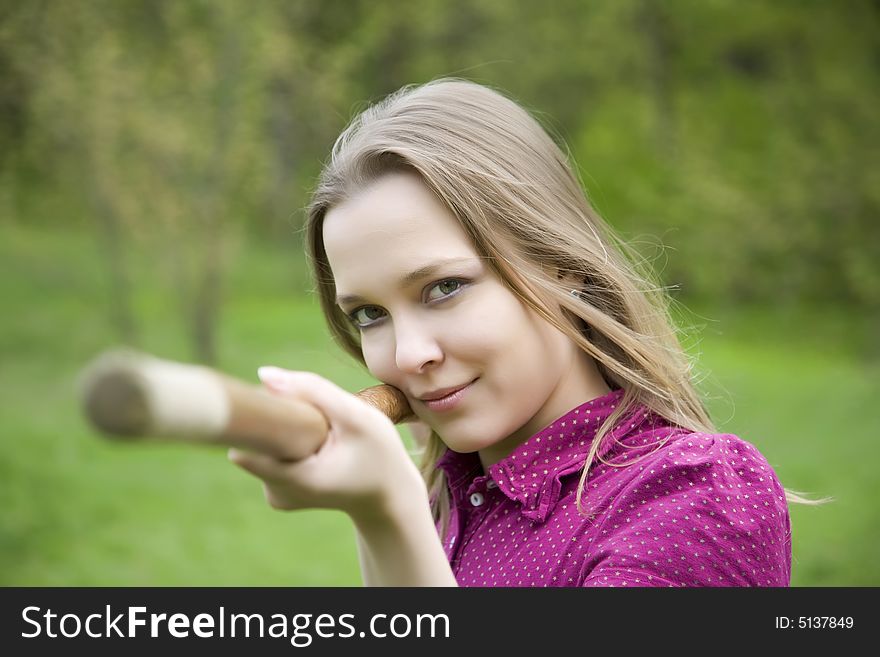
[437,427,504,455]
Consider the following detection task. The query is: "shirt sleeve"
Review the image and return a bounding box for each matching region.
[579,432,792,587]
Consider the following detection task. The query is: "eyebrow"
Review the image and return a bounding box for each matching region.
[335,257,482,306]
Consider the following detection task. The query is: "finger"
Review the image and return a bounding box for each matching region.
[228,446,333,503]
[256,367,378,431]
[228,447,303,481]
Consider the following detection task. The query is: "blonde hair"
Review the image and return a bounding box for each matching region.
[305,78,829,537]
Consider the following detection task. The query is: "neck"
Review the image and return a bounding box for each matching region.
[479,352,611,470]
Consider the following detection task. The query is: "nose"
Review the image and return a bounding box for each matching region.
[393,315,443,374]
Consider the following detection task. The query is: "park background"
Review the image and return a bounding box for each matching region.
[1,0,877,586]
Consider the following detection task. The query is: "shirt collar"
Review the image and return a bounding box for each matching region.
[437,388,653,523]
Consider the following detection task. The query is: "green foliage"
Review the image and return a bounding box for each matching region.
[1,0,876,307]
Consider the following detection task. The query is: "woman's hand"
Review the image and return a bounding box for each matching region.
[228,367,426,524]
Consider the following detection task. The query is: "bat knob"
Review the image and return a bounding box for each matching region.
[356,384,415,425]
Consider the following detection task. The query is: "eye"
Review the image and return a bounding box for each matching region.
[347,306,386,329]
[426,279,463,302]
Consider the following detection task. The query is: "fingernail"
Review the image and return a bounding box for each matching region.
[257,366,287,388]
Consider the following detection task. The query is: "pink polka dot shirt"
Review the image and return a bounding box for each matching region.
[435,388,792,586]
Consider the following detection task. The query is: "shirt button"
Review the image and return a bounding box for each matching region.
[469,492,485,507]
[486,480,498,489]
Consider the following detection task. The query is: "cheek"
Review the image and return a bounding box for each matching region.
[360,335,393,381]
[481,308,568,392]
[451,293,523,355]
[474,300,542,360]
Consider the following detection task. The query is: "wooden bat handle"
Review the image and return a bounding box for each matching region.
[78,349,415,461]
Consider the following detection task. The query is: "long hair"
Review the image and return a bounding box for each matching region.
[305,78,828,538]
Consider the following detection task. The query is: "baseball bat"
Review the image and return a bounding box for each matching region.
[78,349,415,461]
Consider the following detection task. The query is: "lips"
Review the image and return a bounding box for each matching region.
[417,381,474,401]
[418,379,477,413]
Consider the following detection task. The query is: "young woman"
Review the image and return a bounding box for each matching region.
[229,78,820,586]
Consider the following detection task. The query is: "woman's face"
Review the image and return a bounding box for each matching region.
[323,171,606,466]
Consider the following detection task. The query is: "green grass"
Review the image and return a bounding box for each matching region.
[1,223,877,585]
[695,326,879,586]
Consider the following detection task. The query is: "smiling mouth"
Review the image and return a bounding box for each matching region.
[419,379,478,412]
[418,381,472,401]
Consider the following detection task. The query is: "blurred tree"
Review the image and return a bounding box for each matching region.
[1,0,877,354]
